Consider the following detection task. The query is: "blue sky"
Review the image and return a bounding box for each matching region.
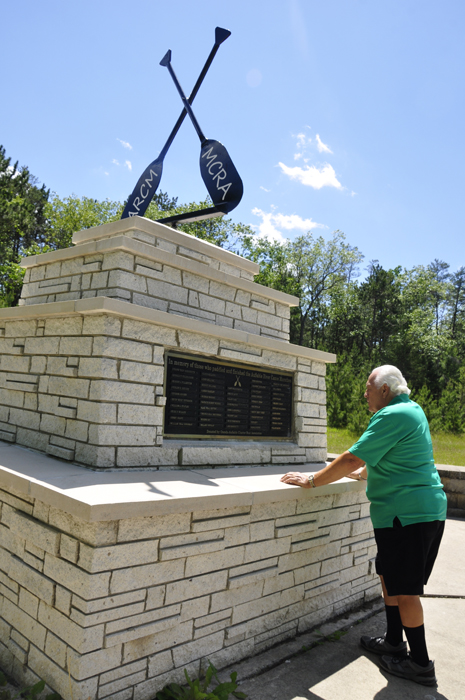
[3,0,464,276]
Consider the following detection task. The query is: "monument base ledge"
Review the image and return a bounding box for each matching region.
[0,442,362,521]
[0,442,378,700]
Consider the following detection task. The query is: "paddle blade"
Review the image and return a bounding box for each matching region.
[199,139,243,214]
[215,27,231,45]
[159,50,171,67]
[121,160,163,219]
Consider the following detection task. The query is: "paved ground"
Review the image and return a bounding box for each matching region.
[225,516,465,700]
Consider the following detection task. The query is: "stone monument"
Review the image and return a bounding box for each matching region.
[0,27,379,700]
[0,217,379,700]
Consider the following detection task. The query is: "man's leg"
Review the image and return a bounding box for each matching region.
[396,594,429,667]
[379,592,436,685]
[380,575,404,646]
[360,575,406,655]
[382,580,429,666]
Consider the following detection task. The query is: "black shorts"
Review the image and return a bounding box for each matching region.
[374,518,445,596]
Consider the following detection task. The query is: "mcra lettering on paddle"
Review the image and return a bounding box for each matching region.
[200,140,243,213]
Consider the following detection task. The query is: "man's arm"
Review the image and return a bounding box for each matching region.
[280,451,365,488]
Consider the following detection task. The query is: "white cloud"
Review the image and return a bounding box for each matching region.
[105,171,109,176]
[117,139,133,150]
[294,152,303,161]
[316,134,333,154]
[272,212,324,231]
[112,159,120,166]
[294,132,311,149]
[260,186,270,192]
[252,207,324,243]
[278,162,342,190]
[125,160,132,171]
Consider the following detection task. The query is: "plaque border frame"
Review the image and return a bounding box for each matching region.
[163,352,294,441]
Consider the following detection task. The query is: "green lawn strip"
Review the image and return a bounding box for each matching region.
[327,428,465,467]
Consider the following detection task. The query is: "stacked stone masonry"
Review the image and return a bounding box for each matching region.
[0,310,329,468]
[19,219,295,342]
[0,481,379,700]
[0,218,370,700]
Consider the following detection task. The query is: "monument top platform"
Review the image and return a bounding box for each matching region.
[21,216,261,280]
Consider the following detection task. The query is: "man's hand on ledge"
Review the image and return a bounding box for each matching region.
[280,472,311,488]
[281,451,365,489]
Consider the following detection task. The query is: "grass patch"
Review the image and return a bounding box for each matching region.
[327,428,359,455]
[327,428,465,466]
[430,432,465,466]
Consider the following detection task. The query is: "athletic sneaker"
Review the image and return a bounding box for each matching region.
[380,655,437,687]
[360,634,407,657]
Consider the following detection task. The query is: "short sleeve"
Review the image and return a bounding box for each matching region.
[348,409,405,466]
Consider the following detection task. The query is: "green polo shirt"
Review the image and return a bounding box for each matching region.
[348,394,447,528]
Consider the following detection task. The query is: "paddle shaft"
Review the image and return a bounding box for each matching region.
[121,28,230,219]
[161,52,207,144]
[159,28,229,158]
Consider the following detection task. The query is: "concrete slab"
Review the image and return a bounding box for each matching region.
[224,516,465,700]
[236,603,463,700]
[424,517,465,597]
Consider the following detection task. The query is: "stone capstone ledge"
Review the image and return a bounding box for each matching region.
[24,217,260,277]
[0,442,356,522]
[0,296,336,363]
[437,464,465,517]
[20,235,296,308]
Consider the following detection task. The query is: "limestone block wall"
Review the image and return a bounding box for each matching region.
[19,218,295,342]
[0,302,332,468]
[0,475,379,700]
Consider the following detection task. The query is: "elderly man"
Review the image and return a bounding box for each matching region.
[281,365,447,687]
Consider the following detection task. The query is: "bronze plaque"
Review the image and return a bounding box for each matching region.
[164,354,293,439]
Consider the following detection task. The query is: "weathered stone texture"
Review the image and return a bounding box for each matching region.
[18,226,294,340]
[0,485,378,700]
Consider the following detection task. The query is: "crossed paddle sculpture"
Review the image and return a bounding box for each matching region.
[121,28,243,224]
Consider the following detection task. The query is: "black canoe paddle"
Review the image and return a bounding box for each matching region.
[159,50,243,215]
[121,27,231,219]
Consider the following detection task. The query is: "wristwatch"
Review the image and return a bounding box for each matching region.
[307,474,315,488]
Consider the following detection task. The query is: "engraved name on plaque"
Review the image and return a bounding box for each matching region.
[164,354,293,439]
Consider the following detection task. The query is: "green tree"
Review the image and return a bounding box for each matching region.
[428,259,450,333]
[44,194,123,250]
[354,262,403,358]
[394,265,454,397]
[288,231,363,346]
[0,145,49,304]
[326,352,371,431]
[447,266,465,342]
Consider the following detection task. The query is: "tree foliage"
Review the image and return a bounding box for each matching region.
[0,145,49,304]
[241,233,465,433]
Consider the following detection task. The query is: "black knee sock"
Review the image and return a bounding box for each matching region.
[404,624,429,667]
[385,605,403,646]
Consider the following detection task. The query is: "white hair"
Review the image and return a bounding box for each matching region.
[372,365,411,396]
